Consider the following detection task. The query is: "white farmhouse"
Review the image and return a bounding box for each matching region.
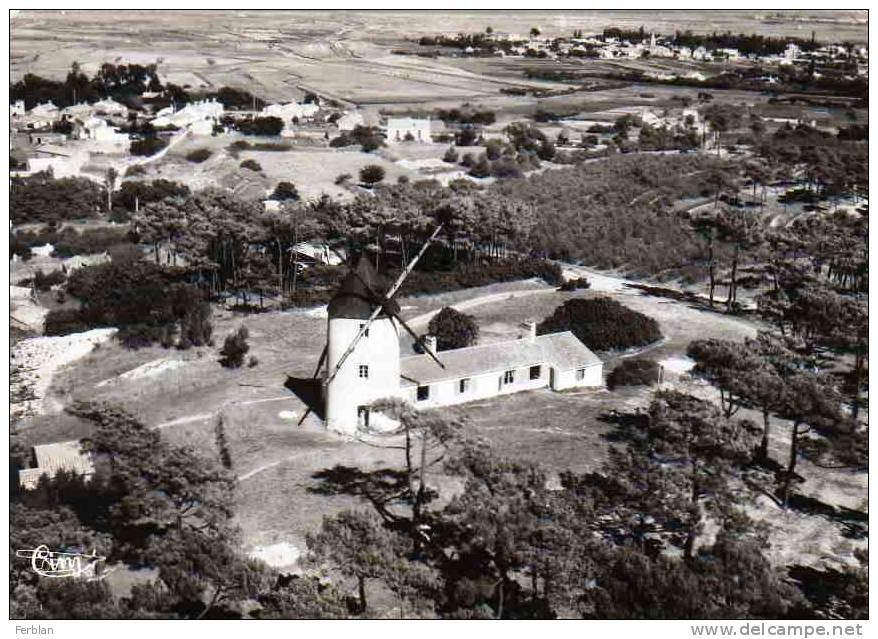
[323,257,603,434]
[262,102,320,122]
[385,117,432,143]
[75,116,129,144]
[26,145,89,178]
[92,98,128,117]
[10,100,26,117]
[30,101,60,120]
[152,98,223,130]
[337,110,365,132]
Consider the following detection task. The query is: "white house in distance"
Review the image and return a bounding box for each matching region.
[323,257,602,434]
[92,97,128,117]
[337,110,365,132]
[262,101,320,122]
[30,101,60,119]
[74,116,130,145]
[385,117,432,143]
[152,98,224,132]
[25,145,89,178]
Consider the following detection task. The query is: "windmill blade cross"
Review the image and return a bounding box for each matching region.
[324,224,445,386]
[391,312,446,369]
[384,224,443,300]
[312,343,328,379]
[334,250,446,371]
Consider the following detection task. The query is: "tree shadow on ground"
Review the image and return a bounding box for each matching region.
[785,493,868,539]
[597,409,650,444]
[309,464,411,521]
[284,376,324,420]
[787,564,867,619]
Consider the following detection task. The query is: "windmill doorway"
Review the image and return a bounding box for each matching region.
[357,406,370,429]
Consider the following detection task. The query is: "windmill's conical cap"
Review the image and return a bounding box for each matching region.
[327,254,401,320]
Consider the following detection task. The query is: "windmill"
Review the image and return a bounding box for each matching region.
[299,225,445,431]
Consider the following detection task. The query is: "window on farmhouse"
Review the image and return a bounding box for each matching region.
[359,365,369,379]
[503,370,515,385]
[529,365,541,380]
[576,368,586,381]
[459,378,470,394]
[417,385,430,401]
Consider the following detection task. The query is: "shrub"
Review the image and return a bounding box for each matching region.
[335,173,352,186]
[427,306,479,351]
[124,164,147,177]
[607,357,660,389]
[240,159,262,172]
[44,308,90,336]
[220,327,250,368]
[271,181,299,201]
[32,269,67,291]
[59,260,211,347]
[468,155,491,179]
[329,134,354,148]
[185,148,212,163]
[359,164,385,186]
[130,136,168,157]
[559,277,590,291]
[537,297,661,351]
[11,174,103,224]
[51,227,134,258]
[443,146,459,163]
[114,179,190,211]
[234,116,284,136]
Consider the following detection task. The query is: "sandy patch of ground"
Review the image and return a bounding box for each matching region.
[96,358,188,387]
[248,541,302,571]
[11,285,48,333]
[11,328,117,419]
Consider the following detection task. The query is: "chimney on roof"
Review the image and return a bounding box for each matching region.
[424,335,438,354]
[525,321,537,340]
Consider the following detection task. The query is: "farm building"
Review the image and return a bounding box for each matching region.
[25,145,89,178]
[385,117,432,143]
[336,110,365,132]
[92,98,128,117]
[262,101,320,122]
[74,116,130,144]
[322,257,602,434]
[19,441,95,490]
[30,101,60,119]
[153,98,223,130]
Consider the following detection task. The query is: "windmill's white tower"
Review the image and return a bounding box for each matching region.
[324,257,401,435]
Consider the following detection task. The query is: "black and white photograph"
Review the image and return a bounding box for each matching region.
[6,3,870,631]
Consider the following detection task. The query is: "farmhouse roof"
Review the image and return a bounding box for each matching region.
[327,254,400,320]
[19,441,95,490]
[400,330,601,386]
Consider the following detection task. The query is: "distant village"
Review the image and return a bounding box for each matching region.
[409,28,869,84]
[9,90,438,182]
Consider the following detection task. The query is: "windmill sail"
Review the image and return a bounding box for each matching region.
[324,224,444,386]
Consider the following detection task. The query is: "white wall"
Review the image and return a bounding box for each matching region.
[387,121,431,143]
[552,363,603,390]
[401,363,552,408]
[325,316,401,435]
[400,360,603,409]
